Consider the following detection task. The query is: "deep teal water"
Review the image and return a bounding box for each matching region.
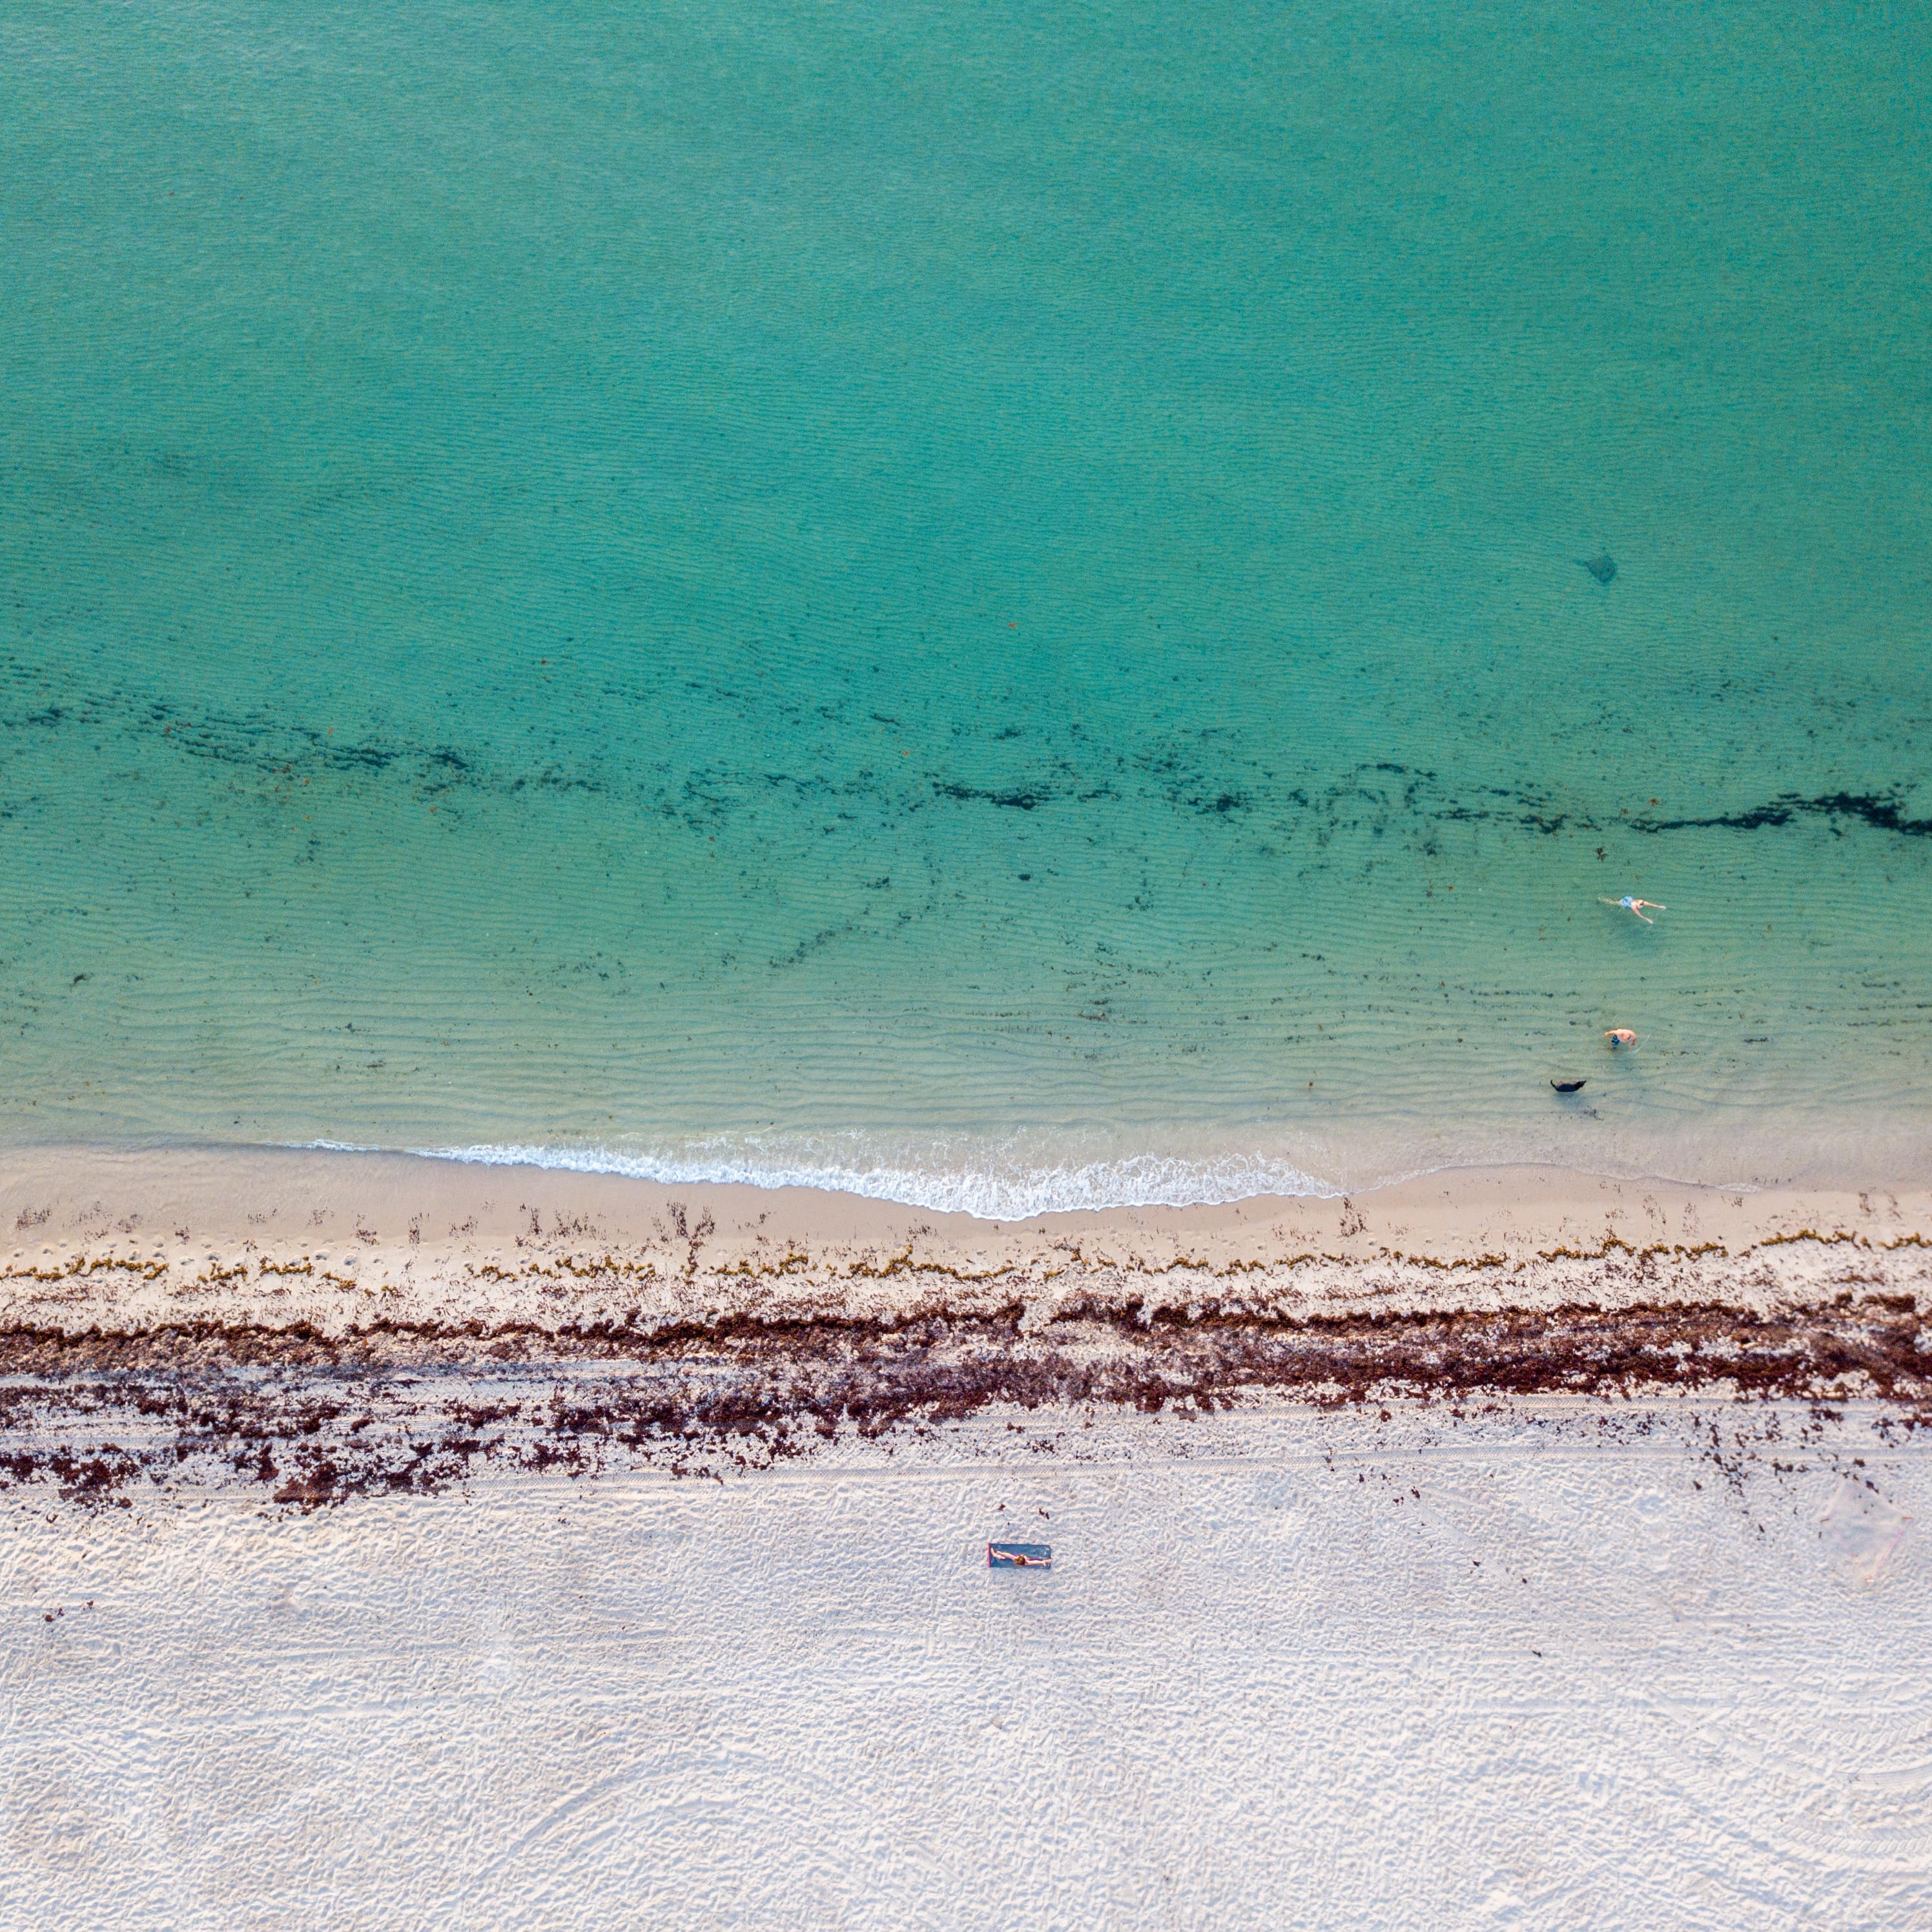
[3,0,1929,1211]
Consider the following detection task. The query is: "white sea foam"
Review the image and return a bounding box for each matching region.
[388,1136,1342,1220]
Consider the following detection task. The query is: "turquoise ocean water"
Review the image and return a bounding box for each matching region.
[3,0,1928,1214]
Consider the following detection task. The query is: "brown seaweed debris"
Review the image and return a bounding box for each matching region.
[0,1293,1922,1508]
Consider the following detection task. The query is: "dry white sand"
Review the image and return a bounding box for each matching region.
[3,1398,1926,1930]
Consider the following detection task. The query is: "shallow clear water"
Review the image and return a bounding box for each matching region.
[3,0,1929,1212]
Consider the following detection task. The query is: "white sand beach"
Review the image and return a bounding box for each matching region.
[3,1397,1926,1930]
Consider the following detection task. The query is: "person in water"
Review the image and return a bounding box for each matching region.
[1605,1028,1637,1045]
[1601,896,1667,923]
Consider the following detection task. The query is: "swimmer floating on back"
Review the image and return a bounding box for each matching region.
[1601,896,1667,924]
[1605,1028,1637,1046]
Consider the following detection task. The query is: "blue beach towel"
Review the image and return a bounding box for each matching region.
[987,1542,1052,1568]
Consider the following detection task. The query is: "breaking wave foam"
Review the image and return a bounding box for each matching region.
[385,1137,1342,1220]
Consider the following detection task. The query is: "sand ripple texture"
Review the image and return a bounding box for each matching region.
[3,1403,1928,1931]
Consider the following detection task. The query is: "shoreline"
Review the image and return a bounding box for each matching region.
[300,1133,1932,1222]
[2,1141,1927,1507]
[3,1140,1927,1337]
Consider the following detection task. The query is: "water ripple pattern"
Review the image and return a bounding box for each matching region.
[1,0,1928,1205]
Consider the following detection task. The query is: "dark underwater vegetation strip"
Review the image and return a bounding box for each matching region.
[1632,793,1932,838]
[932,781,1051,810]
[4,665,1925,848]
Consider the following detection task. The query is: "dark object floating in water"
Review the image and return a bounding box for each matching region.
[1577,552,1617,584]
[988,1541,1053,1568]
[1550,1077,1588,1093]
